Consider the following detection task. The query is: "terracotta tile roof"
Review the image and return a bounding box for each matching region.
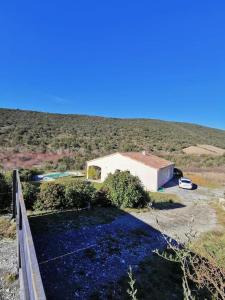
[120,152,174,169]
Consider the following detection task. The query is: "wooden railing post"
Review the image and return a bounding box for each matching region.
[12,169,17,219]
[14,169,46,300]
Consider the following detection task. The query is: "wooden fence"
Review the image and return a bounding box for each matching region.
[12,170,46,300]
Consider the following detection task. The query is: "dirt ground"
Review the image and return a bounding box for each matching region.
[29,181,224,300]
[134,179,223,243]
[0,150,71,170]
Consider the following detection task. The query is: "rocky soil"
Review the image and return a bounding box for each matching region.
[0,238,19,300]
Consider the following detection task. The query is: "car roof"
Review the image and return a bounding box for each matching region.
[180,177,191,181]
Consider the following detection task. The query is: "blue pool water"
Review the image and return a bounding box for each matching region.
[41,172,70,181]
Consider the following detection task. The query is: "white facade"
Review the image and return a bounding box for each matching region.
[87,152,174,191]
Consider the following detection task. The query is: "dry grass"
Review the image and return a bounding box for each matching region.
[149,192,181,203]
[185,172,224,188]
[191,203,225,268]
[183,146,215,155]
[113,254,184,300]
[3,272,18,284]
[183,145,225,156]
[213,202,225,225]
[199,145,225,155]
[0,217,16,239]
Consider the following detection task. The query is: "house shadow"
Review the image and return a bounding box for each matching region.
[28,206,204,300]
[152,201,185,210]
[163,177,179,188]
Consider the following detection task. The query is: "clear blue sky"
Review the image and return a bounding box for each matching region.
[0,0,225,129]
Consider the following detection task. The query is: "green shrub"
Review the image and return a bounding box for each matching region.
[88,166,101,180]
[0,172,12,212]
[64,180,96,209]
[92,189,111,207]
[22,182,40,209]
[102,171,150,208]
[34,182,65,211]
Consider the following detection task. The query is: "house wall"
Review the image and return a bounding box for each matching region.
[87,153,159,191]
[157,165,174,188]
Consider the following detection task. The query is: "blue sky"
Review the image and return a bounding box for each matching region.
[0,0,225,129]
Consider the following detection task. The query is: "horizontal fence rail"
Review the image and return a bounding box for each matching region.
[13,170,46,300]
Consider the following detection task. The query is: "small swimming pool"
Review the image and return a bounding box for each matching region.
[35,171,84,181]
[39,172,70,181]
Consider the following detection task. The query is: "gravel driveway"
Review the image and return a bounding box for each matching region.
[132,179,224,242]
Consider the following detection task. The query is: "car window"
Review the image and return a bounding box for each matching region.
[182,179,191,183]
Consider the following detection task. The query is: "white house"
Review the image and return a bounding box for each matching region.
[86,151,174,191]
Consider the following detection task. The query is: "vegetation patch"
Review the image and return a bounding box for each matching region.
[22,182,40,209]
[185,172,223,188]
[91,181,103,191]
[107,254,184,300]
[149,192,181,203]
[103,170,150,208]
[0,217,16,239]
[0,171,12,212]
[164,153,225,171]
[1,108,225,171]
[191,203,225,268]
[149,192,183,209]
[3,272,18,284]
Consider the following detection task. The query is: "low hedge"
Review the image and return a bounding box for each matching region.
[34,182,65,211]
[22,182,40,210]
[23,172,150,211]
[0,172,12,212]
[32,180,96,211]
[64,181,96,209]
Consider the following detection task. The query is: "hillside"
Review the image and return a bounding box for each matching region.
[0,108,225,170]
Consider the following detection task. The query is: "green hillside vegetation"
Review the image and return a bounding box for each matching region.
[0,108,225,170]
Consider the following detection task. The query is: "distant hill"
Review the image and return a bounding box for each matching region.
[0,108,225,152]
[0,108,225,169]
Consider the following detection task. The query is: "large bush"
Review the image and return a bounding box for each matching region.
[19,168,43,182]
[0,172,12,212]
[34,182,65,211]
[64,180,96,209]
[22,182,40,210]
[102,170,150,208]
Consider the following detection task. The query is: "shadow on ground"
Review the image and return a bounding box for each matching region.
[192,183,198,190]
[152,201,185,210]
[29,207,184,300]
[163,178,179,188]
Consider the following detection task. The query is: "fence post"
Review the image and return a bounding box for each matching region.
[12,169,17,219]
[14,169,46,299]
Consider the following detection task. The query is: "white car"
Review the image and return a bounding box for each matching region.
[179,177,193,190]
